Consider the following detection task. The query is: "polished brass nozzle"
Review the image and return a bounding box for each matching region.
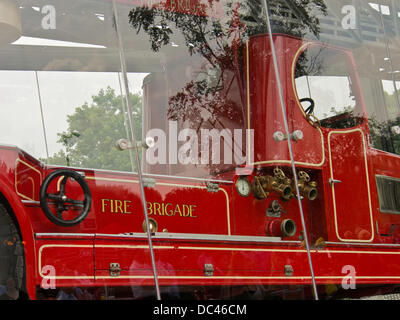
[252,168,293,201]
[265,175,293,201]
[295,171,318,201]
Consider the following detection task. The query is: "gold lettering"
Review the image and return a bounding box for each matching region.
[165,203,173,216]
[115,200,123,213]
[190,205,197,217]
[101,199,198,217]
[198,0,205,15]
[178,0,184,11]
[153,202,162,216]
[174,204,182,216]
[101,199,109,213]
[182,204,190,217]
[146,202,153,215]
[124,200,132,214]
[170,0,176,11]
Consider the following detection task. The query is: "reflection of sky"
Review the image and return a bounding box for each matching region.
[12,36,107,48]
[0,71,147,159]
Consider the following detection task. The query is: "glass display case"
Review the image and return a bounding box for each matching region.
[0,0,400,300]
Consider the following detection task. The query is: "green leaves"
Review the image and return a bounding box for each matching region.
[47,87,142,172]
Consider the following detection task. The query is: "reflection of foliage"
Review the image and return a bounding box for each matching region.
[295,48,326,80]
[46,87,142,171]
[128,1,249,94]
[127,1,270,132]
[320,106,358,129]
[369,88,400,154]
[57,131,80,166]
[384,88,400,118]
[128,0,327,128]
[268,0,327,38]
[127,0,328,172]
[369,116,400,155]
[167,80,243,127]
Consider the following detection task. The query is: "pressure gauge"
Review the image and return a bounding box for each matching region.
[236,177,251,197]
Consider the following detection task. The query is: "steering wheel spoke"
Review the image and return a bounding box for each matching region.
[47,193,62,201]
[300,97,315,115]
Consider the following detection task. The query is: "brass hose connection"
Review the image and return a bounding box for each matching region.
[252,168,293,201]
[295,171,318,201]
[266,168,293,201]
[252,175,269,200]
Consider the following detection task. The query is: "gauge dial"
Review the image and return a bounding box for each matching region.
[236,177,251,197]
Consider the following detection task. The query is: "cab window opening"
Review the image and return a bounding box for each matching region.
[294,45,364,129]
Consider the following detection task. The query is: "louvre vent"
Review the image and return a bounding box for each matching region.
[376,175,400,214]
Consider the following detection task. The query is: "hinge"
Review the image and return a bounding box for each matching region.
[206,182,219,193]
[109,263,121,277]
[204,264,214,276]
[284,265,293,277]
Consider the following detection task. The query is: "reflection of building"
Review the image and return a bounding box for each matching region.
[319,1,400,48]
[270,0,400,49]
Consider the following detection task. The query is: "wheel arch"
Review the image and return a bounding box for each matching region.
[0,177,37,299]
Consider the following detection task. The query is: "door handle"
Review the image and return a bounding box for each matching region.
[329,178,342,186]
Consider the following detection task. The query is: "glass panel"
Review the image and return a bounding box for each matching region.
[0,0,157,300]
[266,0,400,300]
[6,0,400,301]
[110,0,317,300]
[115,0,263,180]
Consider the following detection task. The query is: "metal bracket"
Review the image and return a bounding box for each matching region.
[204,264,214,276]
[329,178,342,186]
[206,182,219,193]
[266,200,285,218]
[109,263,121,277]
[142,177,156,188]
[115,137,155,151]
[284,265,293,277]
[273,130,304,142]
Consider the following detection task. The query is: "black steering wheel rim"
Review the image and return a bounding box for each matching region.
[300,97,315,115]
[39,169,92,227]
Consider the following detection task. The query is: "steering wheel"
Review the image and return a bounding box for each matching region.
[40,169,92,227]
[299,97,315,115]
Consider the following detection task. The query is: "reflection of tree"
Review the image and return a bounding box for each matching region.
[128,0,253,132]
[368,88,400,154]
[268,0,327,38]
[167,80,242,128]
[46,87,142,171]
[295,47,326,80]
[369,115,400,154]
[128,0,328,171]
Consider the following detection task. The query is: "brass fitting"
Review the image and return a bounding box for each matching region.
[252,168,293,201]
[295,171,318,201]
[252,176,269,200]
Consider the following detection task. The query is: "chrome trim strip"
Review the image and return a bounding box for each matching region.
[98,232,283,243]
[21,200,40,205]
[326,241,400,248]
[35,233,95,238]
[35,232,289,244]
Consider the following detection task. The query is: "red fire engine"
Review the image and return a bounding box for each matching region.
[0,0,400,300]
